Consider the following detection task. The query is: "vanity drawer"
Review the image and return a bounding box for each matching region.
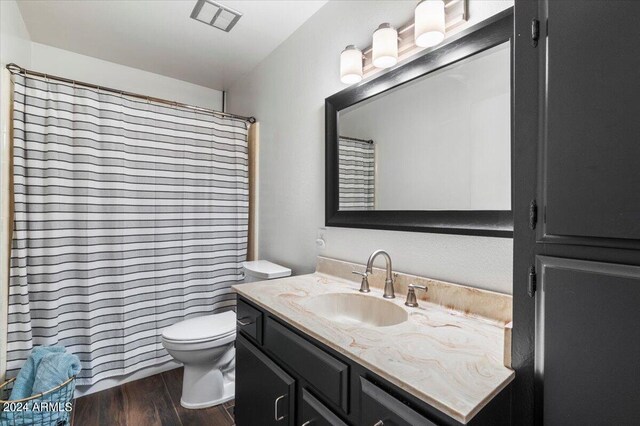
[264,317,349,412]
[360,378,437,426]
[300,389,348,426]
[236,298,263,344]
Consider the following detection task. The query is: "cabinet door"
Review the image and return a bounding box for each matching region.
[360,378,437,426]
[235,335,295,426]
[539,0,640,246]
[536,256,640,425]
[300,389,348,426]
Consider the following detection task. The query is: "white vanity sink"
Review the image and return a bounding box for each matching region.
[305,292,408,327]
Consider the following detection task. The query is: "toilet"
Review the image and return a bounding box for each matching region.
[161,260,291,409]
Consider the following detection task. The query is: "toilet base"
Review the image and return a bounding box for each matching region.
[178,349,235,410]
[180,379,234,409]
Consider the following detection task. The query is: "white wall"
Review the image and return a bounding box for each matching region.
[228,0,514,294]
[0,0,31,67]
[2,3,225,137]
[340,42,511,211]
[30,43,223,110]
[1,0,32,133]
[0,0,32,380]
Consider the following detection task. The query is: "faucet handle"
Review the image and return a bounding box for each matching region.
[405,284,428,307]
[352,270,371,293]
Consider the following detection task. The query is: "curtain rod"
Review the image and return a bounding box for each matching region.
[6,63,256,124]
[339,135,374,144]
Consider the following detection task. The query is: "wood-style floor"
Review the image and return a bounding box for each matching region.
[72,368,235,426]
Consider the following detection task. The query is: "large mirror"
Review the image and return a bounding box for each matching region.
[325,9,513,237]
[339,42,510,211]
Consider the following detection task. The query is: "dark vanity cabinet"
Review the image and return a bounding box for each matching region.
[234,295,511,426]
[236,335,295,426]
[513,1,640,424]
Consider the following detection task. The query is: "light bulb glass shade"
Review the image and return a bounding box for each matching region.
[372,24,398,69]
[415,0,445,48]
[340,45,363,84]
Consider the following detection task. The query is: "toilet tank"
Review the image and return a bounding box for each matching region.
[242,260,291,283]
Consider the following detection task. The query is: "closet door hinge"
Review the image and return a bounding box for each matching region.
[531,18,540,47]
[528,266,537,298]
[529,199,538,230]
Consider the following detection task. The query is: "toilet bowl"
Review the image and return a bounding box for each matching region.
[162,260,291,409]
[161,311,236,409]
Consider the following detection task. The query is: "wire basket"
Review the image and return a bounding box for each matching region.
[0,376,75,426]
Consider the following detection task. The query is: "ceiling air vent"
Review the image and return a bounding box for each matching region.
[190,0,242,32]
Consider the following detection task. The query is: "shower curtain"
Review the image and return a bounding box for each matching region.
[5,74,249,385]
[338,137,375,210]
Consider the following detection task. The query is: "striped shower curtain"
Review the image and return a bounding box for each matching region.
[6,74,249,385]
[338,137,375,210]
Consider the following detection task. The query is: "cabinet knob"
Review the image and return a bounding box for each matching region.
[274,394,286,421]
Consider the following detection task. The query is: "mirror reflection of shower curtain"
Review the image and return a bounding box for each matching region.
[338,137,375,210]
[5,73,249,385]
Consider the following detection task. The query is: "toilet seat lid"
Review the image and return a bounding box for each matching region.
[162,311,236,342]
[243,260,291,279]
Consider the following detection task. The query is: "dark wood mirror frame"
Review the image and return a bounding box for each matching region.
[325,8,514,238]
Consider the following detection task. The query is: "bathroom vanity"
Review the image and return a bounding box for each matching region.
[233,257,513,425]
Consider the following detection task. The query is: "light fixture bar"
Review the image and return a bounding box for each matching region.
[360,0,467,78]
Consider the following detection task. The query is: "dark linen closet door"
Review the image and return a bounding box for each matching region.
[535,257,640,425]
[513,1,640,425]
[539,1,640,245]
[235,336,295,426]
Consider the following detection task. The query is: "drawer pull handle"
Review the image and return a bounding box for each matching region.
[374,421,384,426]
[237,317,254,326]
[274,394,286,421]
[301,422,312,426]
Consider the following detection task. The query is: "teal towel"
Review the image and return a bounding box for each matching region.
[31,352,81,395]
[8,346,66,400]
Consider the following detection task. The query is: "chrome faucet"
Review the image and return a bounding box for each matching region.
[366,250,395,299]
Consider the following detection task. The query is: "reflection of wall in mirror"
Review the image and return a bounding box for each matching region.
[339,42,511,211]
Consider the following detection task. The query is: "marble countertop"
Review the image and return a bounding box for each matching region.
[233,272,514,424]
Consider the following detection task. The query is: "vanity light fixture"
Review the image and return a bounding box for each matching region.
[340,45,364,84]
[338,0,467,84]
[372,23,399,69]
[415,0,446,48]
